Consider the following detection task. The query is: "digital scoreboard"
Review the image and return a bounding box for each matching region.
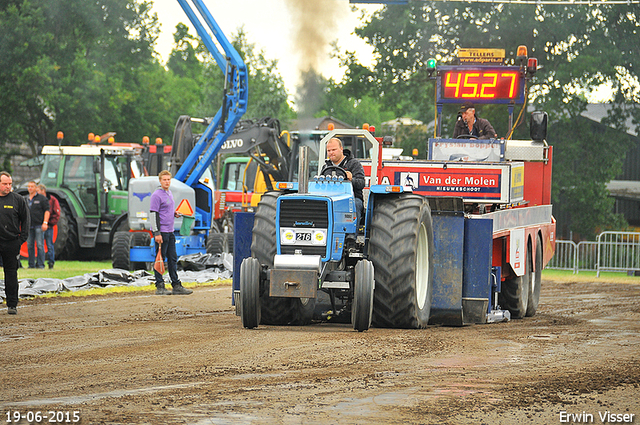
[436,65,526,105]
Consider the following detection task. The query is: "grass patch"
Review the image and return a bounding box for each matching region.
[17,260,114,280]
[543,269,640,284]
[9,260,231,299]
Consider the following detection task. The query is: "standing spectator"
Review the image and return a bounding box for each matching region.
[150,170,192,295]
[25,181,49,269]
[37,184,60,269]
[0,172,30,314]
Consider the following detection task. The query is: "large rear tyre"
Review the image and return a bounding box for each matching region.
[206,232,231,255]
[291,298,315,326]
[526,235,543,317]
[240,257,261,329]
[251,192,296,325]
[499,245,531,319]
[352,259,375,332]
[369,194,434,329]
[55,203,79,260]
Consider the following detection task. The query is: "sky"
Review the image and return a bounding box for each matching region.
[151,0,382,97]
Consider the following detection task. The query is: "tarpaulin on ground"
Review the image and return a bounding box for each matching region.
[0,253,233,300]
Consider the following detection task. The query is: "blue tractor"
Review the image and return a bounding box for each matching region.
[238,129,435,331]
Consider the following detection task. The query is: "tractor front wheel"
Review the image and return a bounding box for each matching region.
[352,259,375,332]
[240,257,261,329]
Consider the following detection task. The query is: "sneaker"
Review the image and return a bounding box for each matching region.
[48,263,54,269]
[7,307,17,315]
[155,287,172,295]
[172,285,193,295]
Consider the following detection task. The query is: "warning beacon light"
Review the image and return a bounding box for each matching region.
[517,45,528,66]
[527,57,538,76]
[427,58,437,76]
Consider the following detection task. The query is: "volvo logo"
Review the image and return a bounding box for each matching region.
[221,139,244,149]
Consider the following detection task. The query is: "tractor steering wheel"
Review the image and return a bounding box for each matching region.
[321,165,348,180]
[456,134,476,139]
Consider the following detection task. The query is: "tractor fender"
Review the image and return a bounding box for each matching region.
[109,213,130,245]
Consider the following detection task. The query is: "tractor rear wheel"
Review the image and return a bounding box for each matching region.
[526,235,543,317]
[251,192,297,325]
[55,203,79,260]
[240,257,261,329]
[352,259,375,332]
[369,194,434,329]
[206,232,230,255]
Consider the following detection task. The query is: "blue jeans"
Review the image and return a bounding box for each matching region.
[355,197,364,228]
[43,226,55,266]
[154,232,181,287]
[27,227,45,268]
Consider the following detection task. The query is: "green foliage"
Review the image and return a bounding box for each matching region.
[550,117,632,239]
[318,77,394,129]
[0,1,294,161]
[0,0,162,152]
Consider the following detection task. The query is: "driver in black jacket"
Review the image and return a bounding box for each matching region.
[453,101,497,139]
[321,137,366,226]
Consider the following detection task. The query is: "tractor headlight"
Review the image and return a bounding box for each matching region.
[281,228,296,244]
[312,230,327,245]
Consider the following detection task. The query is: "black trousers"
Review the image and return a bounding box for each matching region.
[0,239,21,308]
[154,232,181,287]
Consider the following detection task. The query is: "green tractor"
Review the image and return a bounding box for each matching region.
[25,143,147,260]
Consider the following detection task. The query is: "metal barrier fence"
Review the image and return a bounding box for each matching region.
[547,240,576,271]
[596,232,640,277]
[547,232,640,275]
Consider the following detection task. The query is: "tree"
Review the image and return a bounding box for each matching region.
[0,0,162,159]
[0,0,295,169]
[167,23,204,80]
[348,2,639,237]
[192,27,295,126]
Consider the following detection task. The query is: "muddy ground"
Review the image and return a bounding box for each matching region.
[1,277,639,425]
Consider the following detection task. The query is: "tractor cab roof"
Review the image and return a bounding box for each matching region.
[41,143,144,156]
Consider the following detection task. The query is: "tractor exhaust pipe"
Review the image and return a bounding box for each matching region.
[298,146,309,194]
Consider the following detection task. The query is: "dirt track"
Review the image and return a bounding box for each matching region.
[1,277,639,425]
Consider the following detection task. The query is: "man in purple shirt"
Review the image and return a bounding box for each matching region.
[150,170,192,295]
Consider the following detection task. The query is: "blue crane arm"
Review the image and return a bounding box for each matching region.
[174,0,248,186]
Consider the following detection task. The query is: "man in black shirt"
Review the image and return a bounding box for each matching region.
[453,101,498,139]
[25,180,49,269]
[321,137,366,226]
[0,172,30,314]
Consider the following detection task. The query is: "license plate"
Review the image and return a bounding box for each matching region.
[296,231,311,241]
